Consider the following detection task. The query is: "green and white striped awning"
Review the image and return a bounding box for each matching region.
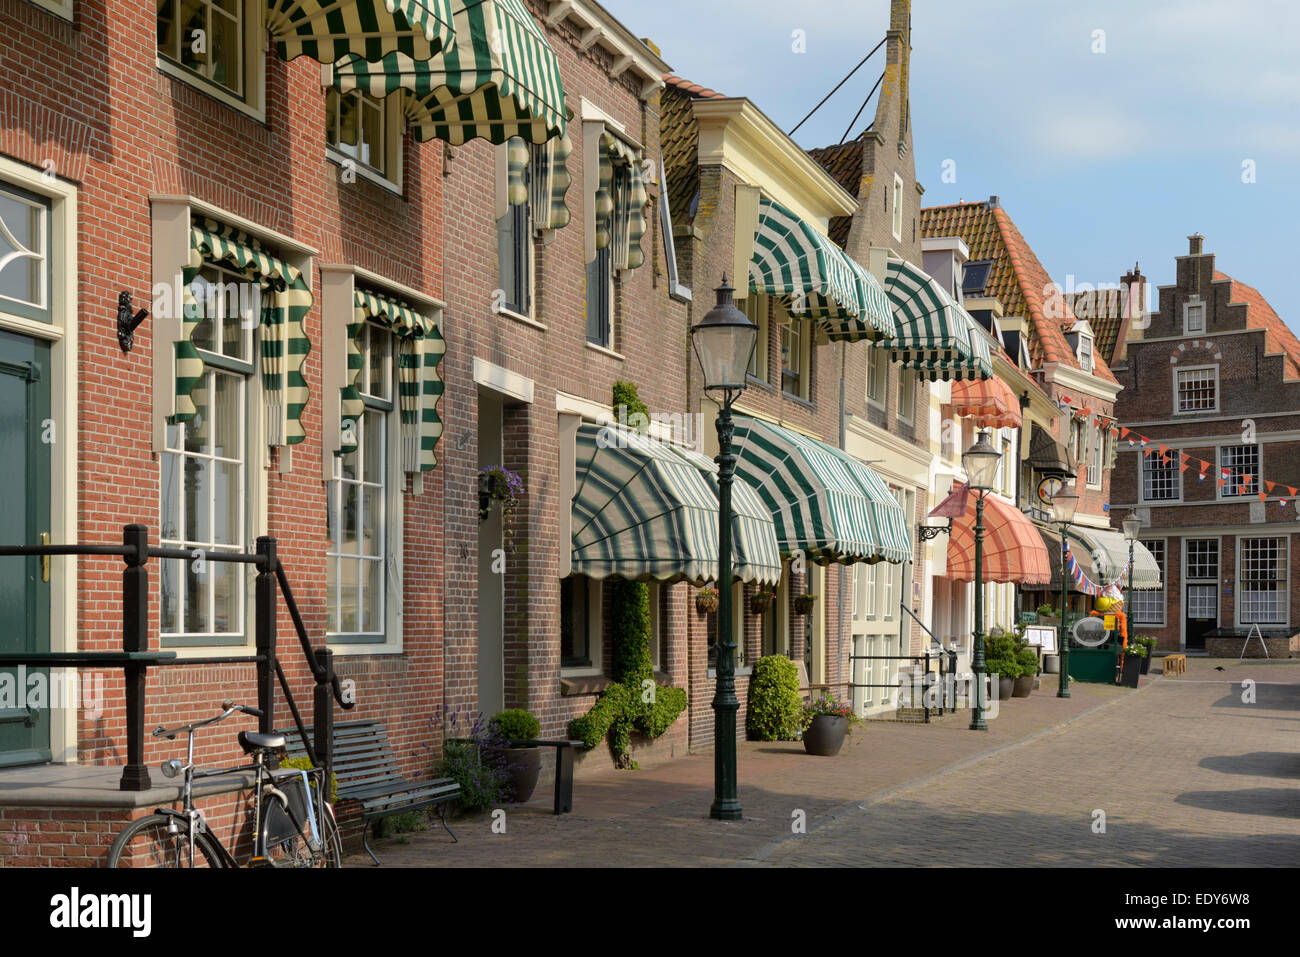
[333,0,566,145]
[731,416,912,566]
[668,443,782,586]
[341,288,445,472]
[1070,527,1163,590]
[268,0,454,64]
[173,219,313,448]
[876,258,993,381]
[748,197,894,343]
[571,424,781,585]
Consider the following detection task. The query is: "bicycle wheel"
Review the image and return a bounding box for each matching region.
[259,796,341,868]
[107,813,225,868]
[320,804,342,868]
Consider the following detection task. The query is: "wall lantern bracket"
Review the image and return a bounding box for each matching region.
[117,291,150,353]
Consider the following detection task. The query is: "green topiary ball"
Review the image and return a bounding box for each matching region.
[490,709,540,742]
[746,655,803,741]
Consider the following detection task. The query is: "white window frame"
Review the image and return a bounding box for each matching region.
[780,310,811,401]
[1086,427,1102,489]
[891,173,904,241]
[743,294,769,383]
[658,157,691,302]
[866,347,887,408]
[1237,536,1288,627]
[325,87,405,194]
[1183,297,1206,334]
[0,182,51,322]
[1141,447,1182,503]
[1077,333,1093,372]
[160,263,257,649]
[156,0,266,121]
[560,575,604,676]
[1130,538,1166,626]
[896,367,915,424]
[1173,364,1218,415]
[326,321,401,648]
[1218,443,1261,500]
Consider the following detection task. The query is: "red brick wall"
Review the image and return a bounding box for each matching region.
[1,0,446,785]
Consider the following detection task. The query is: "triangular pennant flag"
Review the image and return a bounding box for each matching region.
[1218,477,1227,489]
[1289,486,1298,497]
[1198,472,1205,481]
[1144,447,1154,457]
[1266,480,1276,493]
[1158,444,1168,457]
[1180,462,1190,473]
[1180,452,1189,463]
[1259,491,1268,503]
[1120,426,1131,438]
[1199,459,1210,473]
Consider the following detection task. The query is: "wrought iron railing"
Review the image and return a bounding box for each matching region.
[0,524,353,792]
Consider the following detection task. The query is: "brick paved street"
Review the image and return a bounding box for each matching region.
[344,659,1300,867]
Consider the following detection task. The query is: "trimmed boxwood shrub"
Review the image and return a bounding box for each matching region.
[490,709,540,742]
[746,655,803,741]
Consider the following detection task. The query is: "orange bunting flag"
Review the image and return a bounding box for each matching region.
[1290,487,1298,497]
[1158,444,1168,457]
[1180,462,1190,473]
[1217,478,1227,489]
[1120,426,1130,438]
[1266,480,1276,493]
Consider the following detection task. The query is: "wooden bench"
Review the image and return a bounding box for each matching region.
[1162,654,1187,677]
[280,720,460,866]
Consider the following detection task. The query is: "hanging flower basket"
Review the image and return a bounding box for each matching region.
[478,465,524,539]
[696,585,719,614]
[749,588,775,615]
[793,593,817,616]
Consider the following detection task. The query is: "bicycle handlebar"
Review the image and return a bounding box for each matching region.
[153,701,262,740]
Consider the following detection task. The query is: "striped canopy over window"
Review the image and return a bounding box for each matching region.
[748,197,894,343]
[505,133,572,232]
[877,258,993,381]
[594,131,648,271]
[173,219,313,447]
[332,0,566,144]
[268,0,455,63]
[341,288,445,472]
[929,484,1051,584]
[1070,526,1163,591]
[950,375,1022,429]
[570,423,780,584]
[731,416,912,566]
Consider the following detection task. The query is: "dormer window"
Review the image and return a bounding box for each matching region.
[1077,333,1093,372]
[962,260,992,298]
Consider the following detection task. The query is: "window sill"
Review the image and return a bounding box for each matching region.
[745,374,775,393]
[560,673,613,696]
[585,341,625,362]
[325,148,403,197]
[495,306,546,331]
[157,58,265,125]
[781,391,814,409]
[706,666,753,679]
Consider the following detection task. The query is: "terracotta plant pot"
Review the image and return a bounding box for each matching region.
[1012,674,1034,698]
[802,715,849,756]
[696,593,718,614]
[501,746,542,803]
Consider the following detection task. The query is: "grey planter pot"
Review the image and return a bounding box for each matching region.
[502,747,542,803]
[997,676,1015,700]
[1043,654,1060,674]
[1012,675,1034,698]
[802,715,849,756]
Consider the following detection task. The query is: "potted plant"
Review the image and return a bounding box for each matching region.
[1119,643,1145,688]
[1012,646,1038,697]
[488,709,543,803]
[800,694,860,756]
[1036,603,1060,625]
[478,464,524,539]
[793,593,817,616]
[1136,636,1157,674]
[749,587,775,615]
[695,585,719,614]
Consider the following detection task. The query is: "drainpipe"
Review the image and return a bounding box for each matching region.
[839,342,847,696]
[1016,391,1030,616]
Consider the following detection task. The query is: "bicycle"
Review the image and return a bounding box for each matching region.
[107,700,341,868]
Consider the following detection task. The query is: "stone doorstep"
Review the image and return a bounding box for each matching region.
[0,764,256,808]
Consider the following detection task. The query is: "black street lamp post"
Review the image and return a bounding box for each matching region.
[690,277,757,822]
[1052,490,1079,698]
[962,429,1002,731]
[1122,510,1143,644]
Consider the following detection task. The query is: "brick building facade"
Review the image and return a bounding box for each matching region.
[1111,234,1300,658]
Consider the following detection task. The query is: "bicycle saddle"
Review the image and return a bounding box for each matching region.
[238,731,286,754]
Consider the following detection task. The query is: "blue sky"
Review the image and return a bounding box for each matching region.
[604,0,1300,332]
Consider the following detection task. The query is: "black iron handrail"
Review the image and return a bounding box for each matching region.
[0,524,353,793]
[848,651,956,723]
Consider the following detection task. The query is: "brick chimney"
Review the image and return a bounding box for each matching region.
[1188,233,1204,255]
[1113,262,1146,362]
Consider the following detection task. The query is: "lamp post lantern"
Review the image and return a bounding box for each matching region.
[690,276,757,821]
[961,429,1002,731]
[1122,510,1143,648]
[1051,489,1080,698]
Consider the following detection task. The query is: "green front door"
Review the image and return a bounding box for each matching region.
[0,328,52,766]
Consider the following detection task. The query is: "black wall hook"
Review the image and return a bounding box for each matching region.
[117,290,149,353]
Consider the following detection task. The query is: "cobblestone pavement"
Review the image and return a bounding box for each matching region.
[344,659,1300,867]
